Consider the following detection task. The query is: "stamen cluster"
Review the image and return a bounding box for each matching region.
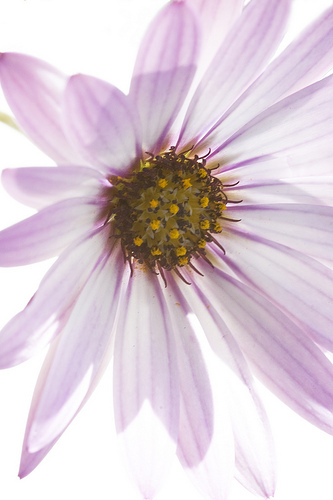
[108,147,229,275]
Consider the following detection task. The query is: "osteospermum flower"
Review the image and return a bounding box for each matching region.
[1,0,333,498]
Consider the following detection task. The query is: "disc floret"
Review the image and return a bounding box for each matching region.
[108,147,230,274]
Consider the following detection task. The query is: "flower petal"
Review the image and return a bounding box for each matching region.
[179,0,291,148]
[163,278,234,500]
[203,5,333,149]
[183,279,275,498]
[62,74,142,175]
[0,197,102,266]
[0,228,108,368]
[129,1,199,152]
[113,271,179,499]
[0,52,84,165]
[214,74,333,176]
[27,242,126,452]
[2,166,102,209]
[228,204,333,262]
[196,262,333,434]
[223,230,333,353]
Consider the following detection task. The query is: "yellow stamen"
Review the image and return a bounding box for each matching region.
[214,223,222,233]
[151,247,162,256]
[169,204,179,214]
[198,239,206,248]
[182,178,192,189]
[150,219,160,230]
[200,220,210,230]
[169,228,180,239]
[158,178,168,188]
[200,197,209,208]
[176,246,187,256]
[178,256,188,266]
[150,199,159,208]
[198,168,207,178]
[134,236,143,246]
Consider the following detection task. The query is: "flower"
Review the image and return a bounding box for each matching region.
[1,0,333,499]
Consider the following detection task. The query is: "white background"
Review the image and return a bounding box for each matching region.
[1,0,333,499]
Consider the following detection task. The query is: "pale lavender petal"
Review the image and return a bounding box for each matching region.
[223,230,333,352]
[130,1,198,153]
[165,278,235,500]
[1,166,102,209]
[0,228,109,367]
[227,204,333,262]
[203,5,333,149]
[113,271,179,499]
[27,242,126,451]
[0,196,103,266]
[179,0,291,148]
[0,52,84,165]
[183,280,275,498]
[213,74,333,176]
[228,177,333,206]
[184,0,243,76]
[63,74,142,175]
[196,263,333,434]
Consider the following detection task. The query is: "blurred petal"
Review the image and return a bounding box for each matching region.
[113,271,179,498]
[63,74,142,175]
[223,230,333,352]
[2,166,102,209]
[203,5,333,149]
[27,242,126,451]
[183,281,275,498]
[197,263,333,434]
[228,204,333,262]
[130,1,198,152]
[213,74,333,176]
[0,52,84,165]
[0,197,102,266]
[168,279,235,500]
[179,0,291,147]
[0,228,108,367]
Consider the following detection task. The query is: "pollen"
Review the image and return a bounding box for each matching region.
[200,197,209,208]
[151,247,162,256]
[134,236,143,246]
[182,178,192,189]
[200,220,210,230]
[150,219,160,230]
[169,228,180,239]
[176,246,187,256]
[169,204,179,214]
[150,199,159,208]
[198,239,206,248]
[158,178,168,188]
[178,256,189,266]
[198,168,207,178]
[214,222,222,233]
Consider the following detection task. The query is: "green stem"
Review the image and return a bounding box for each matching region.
[0,112,21,132]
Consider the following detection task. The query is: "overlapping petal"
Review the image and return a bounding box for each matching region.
[179,0,291,148]
[63,74,142,175]
[0,229,108,368]
[130,1,199,153]
[0,196,104,266]
[1,165,102,209]
[113,271,179,498]
[196,262,333,434]
[0,52,84,165]
[27,241,126,452]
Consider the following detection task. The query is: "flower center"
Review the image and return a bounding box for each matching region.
[107,147,232,281]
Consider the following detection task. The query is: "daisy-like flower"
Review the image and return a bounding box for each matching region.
[1,0,333,498]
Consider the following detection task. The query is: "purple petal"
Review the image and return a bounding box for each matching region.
[196,262,333,434]
[179,0,291,148]
[228,204,333,262]
[165,278,234,500]
[0,228,109,368]
[213,74,333,176]
[0,196,103,266]
[2,166,102,209]
[129,1,199,153]
[223,230,333,353]
[63,74,142,175]
[27,242,126,452]
[113,271,179,499]
[203,5,333,150]
[0,52,84,165]
[182,279,275,498]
